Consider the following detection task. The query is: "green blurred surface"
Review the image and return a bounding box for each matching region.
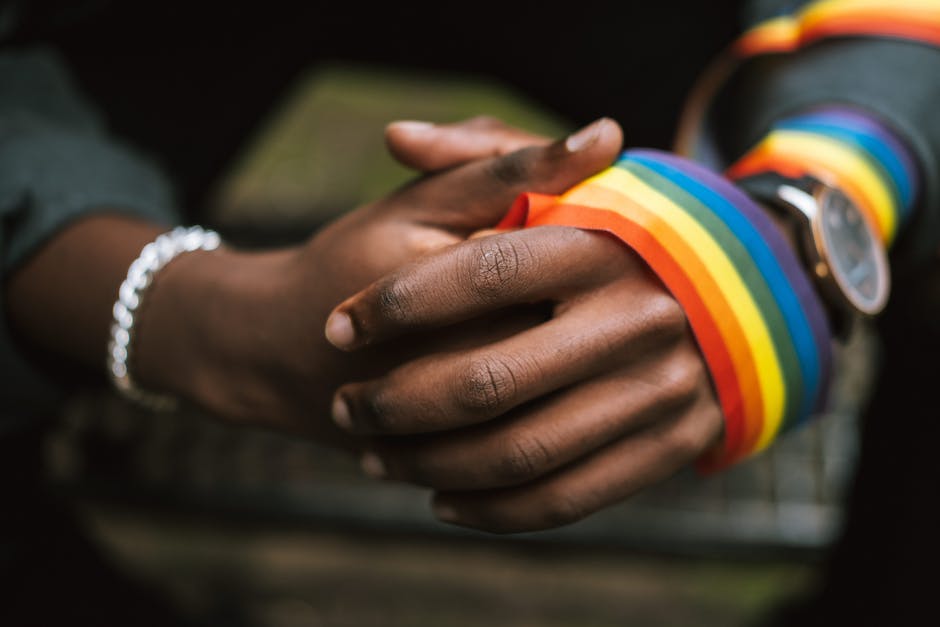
[85,504,814,627]
[209,65,569,226]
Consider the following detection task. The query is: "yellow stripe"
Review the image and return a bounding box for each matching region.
[740,0,940,54]
[804,0,940,23]
[743,15,800,47]
[565,168,787,449]
[759,131,897,242]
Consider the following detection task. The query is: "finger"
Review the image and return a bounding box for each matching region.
[385,116,551,172]
[393,117,622,234]
[365,345,709,491]
[431,395,724,534]
[331,278,687,435]
[469,228,510,240]
[325,226,634,350]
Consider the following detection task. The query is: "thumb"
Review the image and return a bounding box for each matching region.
[397,117,623,235]
[385,116,551,172]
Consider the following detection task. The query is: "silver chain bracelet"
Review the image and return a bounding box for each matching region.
[107,225,222,410]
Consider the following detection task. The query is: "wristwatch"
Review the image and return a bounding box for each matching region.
[737,172,890,333]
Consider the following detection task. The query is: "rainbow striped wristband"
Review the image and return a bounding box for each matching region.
[735,0,940,58]
[728,107,918,247]
[677,0,940,176]
[499,150,833,470]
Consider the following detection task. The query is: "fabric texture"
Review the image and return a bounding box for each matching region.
[695,25,940,269]
[0,49,178,428]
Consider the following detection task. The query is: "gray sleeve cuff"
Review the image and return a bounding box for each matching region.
[706,39,940,271]
[0,127,179,270]
[0,47,180,427]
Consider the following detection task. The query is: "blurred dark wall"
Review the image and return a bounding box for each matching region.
[12,0,740,210]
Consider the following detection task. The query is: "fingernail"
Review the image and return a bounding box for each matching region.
[332,395,353,430]
[325,311,355,348]
[391,120,434,133]
[565,118,607,152]
[433,501,459,523]
[360,452,387,479]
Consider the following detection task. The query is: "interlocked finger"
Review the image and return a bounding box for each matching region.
[431,392,724,533]
[365,346,710,490]
[331,275,686,435]
[387,117,622,235]
[325,226,633,350]
[385,116,552,172]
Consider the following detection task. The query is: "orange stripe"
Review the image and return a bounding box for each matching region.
[567,184,765,458]
[805,6,940,28]
[736,8,940,57]
[735,19,800,56]
[513,191,763,463]
[802,15,940,47]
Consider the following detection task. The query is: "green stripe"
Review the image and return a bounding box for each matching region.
[776,121,907,213]
[619,160,805,433]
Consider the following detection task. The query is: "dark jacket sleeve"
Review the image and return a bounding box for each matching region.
[707,7,940,269]
[0,48,179,429]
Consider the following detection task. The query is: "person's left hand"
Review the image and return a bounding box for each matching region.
[324,224,725,533]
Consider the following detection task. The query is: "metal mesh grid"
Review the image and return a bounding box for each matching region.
[44,324,876,555]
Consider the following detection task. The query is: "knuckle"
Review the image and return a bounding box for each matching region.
[536,487,589,529]
[454,356,519,416]
[495,433,552,484]
[363,386,399,431]
[665,350,708,407]
[666,415,714,460]
[364,370,446,433]
[376,276,415,325]
[643,290,687,343]
[465,237,534,300]
[482,147,537,188]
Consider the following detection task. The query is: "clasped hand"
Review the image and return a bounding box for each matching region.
[323,120,724,533]
[158,117,724,532]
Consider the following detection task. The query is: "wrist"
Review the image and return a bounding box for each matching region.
[726,106,918,249]
[133,243,304,418]
[737,172,891,337]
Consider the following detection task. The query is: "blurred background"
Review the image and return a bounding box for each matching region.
[40,64,879,627]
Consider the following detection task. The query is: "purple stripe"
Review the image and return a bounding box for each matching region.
[630,149,833,412]
[804,106,920,191]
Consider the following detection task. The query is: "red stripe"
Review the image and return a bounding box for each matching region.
[504,194,750,466]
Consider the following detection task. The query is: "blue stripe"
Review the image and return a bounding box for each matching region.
[628,154,822,427]
[777,117,913,219]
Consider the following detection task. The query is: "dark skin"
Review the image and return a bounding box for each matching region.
[6,117,621,443]
[8,117,798,533]
[326,219,725,532]
[325,192,798,532]
[325,125,803,533]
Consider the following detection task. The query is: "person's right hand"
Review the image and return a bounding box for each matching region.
[134,117,623,446]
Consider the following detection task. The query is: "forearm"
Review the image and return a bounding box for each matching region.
[3,213,311,418]
[130,240,317,424]
[0,48,181,420]
[6,215,164,370]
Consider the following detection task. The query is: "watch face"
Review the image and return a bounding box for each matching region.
[814,187,889,315]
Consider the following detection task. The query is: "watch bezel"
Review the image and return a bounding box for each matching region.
[795,182,890,317]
